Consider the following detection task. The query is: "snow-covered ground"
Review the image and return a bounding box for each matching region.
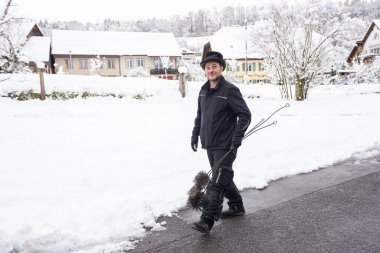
[1,73,380,252]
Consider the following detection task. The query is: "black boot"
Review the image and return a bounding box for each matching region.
[221,206,245,219]
[191,218,214,233]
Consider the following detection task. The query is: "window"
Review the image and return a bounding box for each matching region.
[108,59,116,69]
[137,58,144,67]
[154,58,163,69]
[247,63,252,72]
[259,63,265,71]
[79,59,88,69]
[374,33,379,40]
[64,59,73,69]
[242,62,258,72]
[125,58,133,68]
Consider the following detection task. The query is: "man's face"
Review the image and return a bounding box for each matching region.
[205,62,223,82]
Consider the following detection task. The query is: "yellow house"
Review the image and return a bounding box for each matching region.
[51,30,182,79]
[225,58,268,83]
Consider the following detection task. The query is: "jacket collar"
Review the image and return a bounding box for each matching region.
[202,75,225,92]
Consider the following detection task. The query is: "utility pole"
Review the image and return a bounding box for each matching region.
[37,62,46,100]
[69,50,72,74]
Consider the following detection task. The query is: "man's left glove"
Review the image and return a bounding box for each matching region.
[191,136,198,152]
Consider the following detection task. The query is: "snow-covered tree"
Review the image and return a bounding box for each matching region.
[344,0,380,22]
[0,0,15,73]
[0,0,32,74]
[225,58,238,83]
[89,55,104,75]
[178,58,205,81]
[34,0,379,38]
[252,1,339,100]
[160,56,172,79]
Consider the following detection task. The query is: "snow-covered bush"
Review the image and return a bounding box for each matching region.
[350,57,380,84]
[127,67,150,77]
[132,91,152,100]
[2,90,124,100]
[178,60,205,82]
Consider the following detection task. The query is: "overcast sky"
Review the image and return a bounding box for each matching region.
[8,0,342,23]
[9,0,267,22]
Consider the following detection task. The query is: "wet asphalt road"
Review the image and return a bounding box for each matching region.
[131,154,380,253]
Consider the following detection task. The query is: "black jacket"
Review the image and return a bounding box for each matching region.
[192,76,251,149]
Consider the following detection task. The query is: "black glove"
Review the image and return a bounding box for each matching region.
[231,137,242,149]
[191,137,198,152]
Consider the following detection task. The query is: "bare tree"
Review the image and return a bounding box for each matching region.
[0,0,12,77]
[0,0,31,75]
[252,2,339,100]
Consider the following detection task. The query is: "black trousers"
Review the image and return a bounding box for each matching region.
[201,149,243,222]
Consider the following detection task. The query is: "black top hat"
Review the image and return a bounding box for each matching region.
[200,51,226,71]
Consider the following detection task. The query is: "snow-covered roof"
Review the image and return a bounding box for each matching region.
[210,26,265,59]
[181,47,195,54]
[8,21,40,39]
[0,21,42,56]
[19,36,51,63]
[176,36,211,52]
[51,30,182,56]
[374,19,380,28]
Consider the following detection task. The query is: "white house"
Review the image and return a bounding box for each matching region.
[347,19,380,65]
[209,26,268,83]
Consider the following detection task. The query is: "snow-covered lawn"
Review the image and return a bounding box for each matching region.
[1,74,380,252]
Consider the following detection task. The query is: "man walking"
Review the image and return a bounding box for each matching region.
[191,51,251,233]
